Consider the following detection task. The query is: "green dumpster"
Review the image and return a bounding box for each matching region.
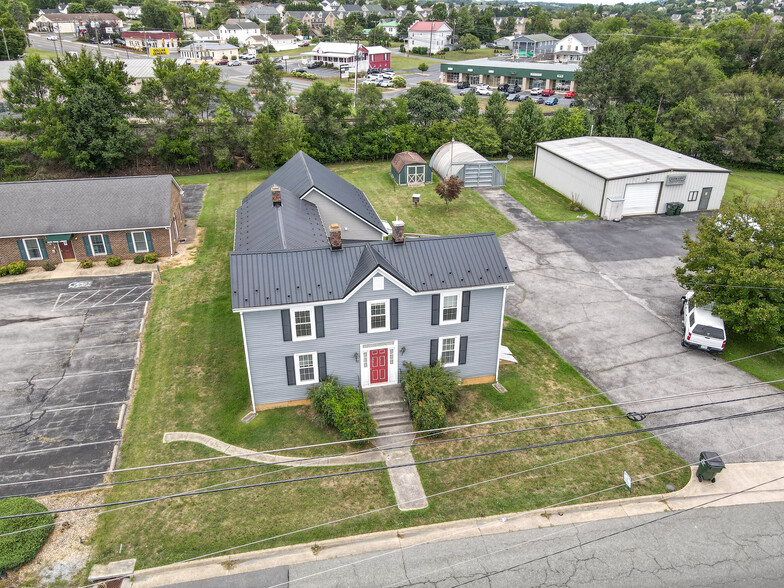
[696,451,725,483]
[675,202,684,215]
[665,202,679,216]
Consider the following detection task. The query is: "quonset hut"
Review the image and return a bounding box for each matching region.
[429,141,506,188]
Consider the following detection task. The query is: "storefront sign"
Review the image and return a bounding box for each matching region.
[530,72,542,77]
[666,174,687,186]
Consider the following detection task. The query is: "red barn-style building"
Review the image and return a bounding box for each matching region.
[367,45,391,70]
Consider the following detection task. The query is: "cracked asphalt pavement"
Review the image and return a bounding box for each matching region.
[477,188,784,463]
[0,273,152,497]
[160,502,784,587]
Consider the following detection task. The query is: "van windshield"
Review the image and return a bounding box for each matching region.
[693,325,725,339]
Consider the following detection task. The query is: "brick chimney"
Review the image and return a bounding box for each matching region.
[271,185,281,206]
[392,220,405,244]
[329,223,342,250]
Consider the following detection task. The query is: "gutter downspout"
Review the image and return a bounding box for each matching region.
[168,227,173,256]
[495,286,507,383]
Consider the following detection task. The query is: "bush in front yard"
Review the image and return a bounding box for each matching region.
[418,62,429,72]
[106,256,122,267]
[308,377,376,440]
[0,266,8,277]
[42,261,56,272]
[79,260,93,269]
[144,253,159,263]
[0,497,54,573]
[402,362,461,433]
[133,255,145,264]
[6,261,27,275]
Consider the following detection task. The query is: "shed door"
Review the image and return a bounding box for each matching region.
[463,163,495,187]
[407,165,425,186]
[623,182,661,215]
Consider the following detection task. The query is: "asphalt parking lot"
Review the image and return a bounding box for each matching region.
[0,273,152,497]
[549,212,708,263]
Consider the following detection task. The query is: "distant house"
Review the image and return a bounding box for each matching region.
[511,33,557,57]
[230,151,513,409]
[493,35,516,49]
[303,41,371,71]
[376,20,399,37]
[366,45,391,70]
[406,21,452,53]
[391,152,431,186]
[122,31,179,52]
[180,12,195,28]
[112,4,142,19]
[33,12,122,34]
[218,19,261,45]
[244,4,282,22]
[247,34,298,51]
[180,41,238,60]
[554,33,598,63]
[0,176,184,267]
[189,29,219,42]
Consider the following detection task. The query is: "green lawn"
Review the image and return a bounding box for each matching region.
[25,47,58,58]
[724,167,784,205]
[391,54,431,70]
[504,159,599,222]
[89,168,687,571]
[430,48,499,61]
[330,160,516,236]
[722,331,784,392]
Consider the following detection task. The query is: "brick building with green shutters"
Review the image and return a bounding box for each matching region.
[0,175,185,267]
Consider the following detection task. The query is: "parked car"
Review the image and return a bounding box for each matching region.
[564,90,575,98]
[515,94,529,102]
[541,88,555,97]
[381,68,394,73]
[47,34,57,41]
[484,42,495,48]
[476,87,492,96]
[229,60,243,67]
[239,54,251,60]
[293,67,306,72]
[368,67,381,74]
[507,84,521,94]
[377,79,392,87]
[456,81,470,89]
[307,61,322,69]
[381,71,395,79]
[544,97,559,105]
[497,83,509,93]
[530,87,542,95]
[506,93,518,101]
[536,97,545,104]
[215,59,229,66]
[459,87,476,95]
[299,41,309,47]
[681,291,726,352]
[248,59,260,65]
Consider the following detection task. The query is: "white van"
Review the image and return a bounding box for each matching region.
[680,291,726,352]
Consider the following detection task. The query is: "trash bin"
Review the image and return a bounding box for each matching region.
[675,202,684,215]
[666,202,679,216]
[696,451,725,483]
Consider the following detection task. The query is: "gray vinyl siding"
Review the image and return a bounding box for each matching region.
[242,272,506,406]
[302,188,384,241]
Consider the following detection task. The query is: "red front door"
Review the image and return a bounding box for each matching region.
[59,240,75,260]
[369,348,388,384]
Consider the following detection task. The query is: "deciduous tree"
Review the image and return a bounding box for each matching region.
[435,174,464,211]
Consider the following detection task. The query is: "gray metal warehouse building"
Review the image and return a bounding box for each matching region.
[430,141,506,188]
[534,137,731,219]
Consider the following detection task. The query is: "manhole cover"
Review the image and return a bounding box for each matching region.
[68,281,93,289]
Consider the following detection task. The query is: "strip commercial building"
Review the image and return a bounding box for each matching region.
[439,59,578,92]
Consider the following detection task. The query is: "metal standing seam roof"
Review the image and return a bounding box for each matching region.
[0,175,177,238]
[391,151,427,173]
[230,233,513,310]
[239,150,385,233]
[535,137,731,180]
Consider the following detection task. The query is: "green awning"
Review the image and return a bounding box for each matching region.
[45,234,74,242]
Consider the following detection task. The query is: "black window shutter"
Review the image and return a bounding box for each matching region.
[390,298,398,330]
[318,352,327,380]
[285,356,296,385]
[458,336,468,365]
[358,301,367,333]
[430,339,439,367]
[461,291,471,322]
[281,309,292,341]
[16,240,28,261]
[431,294,440,325]
[315,306,325,338]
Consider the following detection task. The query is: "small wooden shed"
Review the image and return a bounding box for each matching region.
[391,151,432,186]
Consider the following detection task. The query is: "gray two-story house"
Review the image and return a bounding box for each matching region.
[230,151,513,410]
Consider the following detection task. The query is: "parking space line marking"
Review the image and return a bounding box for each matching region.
[0,401,127,420]
[113,287,140,304]
[0,439,121,460]
[24,341,138,355]
[71,289,101,308]
[53,292,81,310]
[7,368,134,385]
[87,288,120,307]
[131,287,152,303]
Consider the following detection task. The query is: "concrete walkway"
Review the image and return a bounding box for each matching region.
[365,385,429,511]
[475,187,784,463]
[162,432,386,466]
[128,460,784,587]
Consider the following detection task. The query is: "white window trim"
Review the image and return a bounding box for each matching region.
[88,233,108,256]
[440,291,462,325]
[294,352,319,386]
[291,305,316,341]
[131,231,149,253]
[439,335,460,367]
[22,238,44,261]
[367,298,390,333]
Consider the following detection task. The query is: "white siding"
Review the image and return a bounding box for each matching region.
[302,189,384,241]
[534,147,605,214]
[605,171,729,214]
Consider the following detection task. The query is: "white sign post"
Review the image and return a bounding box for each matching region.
[623,470,632,491]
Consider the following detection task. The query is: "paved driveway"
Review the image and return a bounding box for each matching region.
[0,273,152,496]
[478,188,784,463]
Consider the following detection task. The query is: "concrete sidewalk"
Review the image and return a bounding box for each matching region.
[128,460,784,587]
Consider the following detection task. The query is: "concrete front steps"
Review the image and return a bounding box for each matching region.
[363,384,429,510]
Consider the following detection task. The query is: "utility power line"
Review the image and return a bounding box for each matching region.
[3,404,784,522]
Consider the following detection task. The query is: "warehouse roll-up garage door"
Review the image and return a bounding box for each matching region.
[623,182,661,215]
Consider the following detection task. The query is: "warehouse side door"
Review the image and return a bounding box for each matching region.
[623,182,661,215]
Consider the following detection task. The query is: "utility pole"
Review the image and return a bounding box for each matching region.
[57,24,64,55]
[0,28,8,61]
[94,23,102,57]
[52,37,58,56]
